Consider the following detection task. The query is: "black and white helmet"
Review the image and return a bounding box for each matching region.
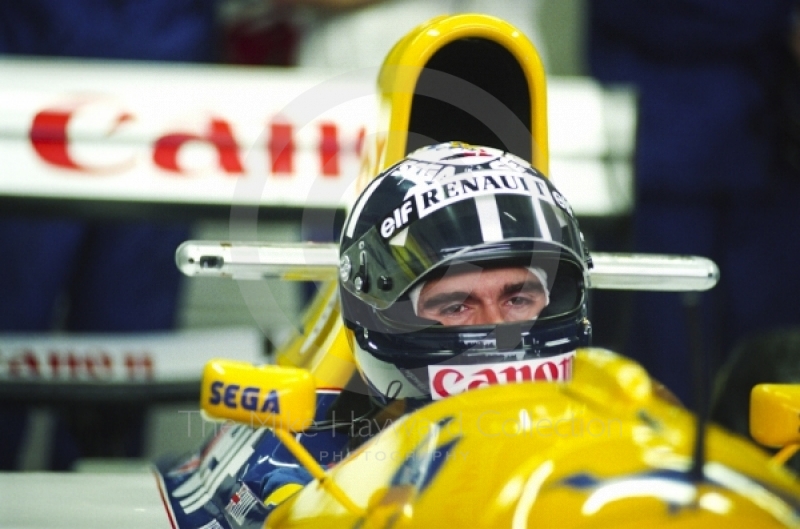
[339,143,592,404]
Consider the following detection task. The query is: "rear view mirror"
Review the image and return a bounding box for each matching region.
[200,359,316,432]
[750,384,800,465]
[200,358,363,514]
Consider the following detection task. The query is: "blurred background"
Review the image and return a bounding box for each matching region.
[1,0,798,473]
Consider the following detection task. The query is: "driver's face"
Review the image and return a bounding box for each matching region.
[416,267,548,326]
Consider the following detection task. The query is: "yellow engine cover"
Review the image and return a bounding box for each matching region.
[266,349,800,528]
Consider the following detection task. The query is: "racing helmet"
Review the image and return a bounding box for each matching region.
[339,143,592,404]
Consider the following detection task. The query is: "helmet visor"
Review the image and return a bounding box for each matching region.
[339,182,584,310]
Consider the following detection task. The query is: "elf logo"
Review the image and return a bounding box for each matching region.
[428,351,575,400]
[208,381,280,413]
[378,171,555,240]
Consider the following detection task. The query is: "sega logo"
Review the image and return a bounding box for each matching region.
[208,381,281,413]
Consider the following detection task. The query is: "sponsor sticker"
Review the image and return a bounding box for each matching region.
[173,425,264,514]
[378,170,554,240]
[225,484,260,525]
[427,351,575,400]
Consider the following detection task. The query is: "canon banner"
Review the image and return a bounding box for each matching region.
[0,327,263,383]
[0,58,634,216]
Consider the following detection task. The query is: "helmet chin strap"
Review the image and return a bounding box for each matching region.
[408,267,551,315]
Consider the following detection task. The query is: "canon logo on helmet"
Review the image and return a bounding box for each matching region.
[427,351,575,400]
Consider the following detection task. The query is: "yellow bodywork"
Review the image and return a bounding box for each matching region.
[274,281,353,390]
[368,13,548,182]
[261,349,800,528]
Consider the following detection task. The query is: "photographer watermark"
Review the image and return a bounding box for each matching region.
[178,407,623,442]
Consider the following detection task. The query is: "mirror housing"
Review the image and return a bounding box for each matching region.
[750,383,800,448]
[201,359,316,432]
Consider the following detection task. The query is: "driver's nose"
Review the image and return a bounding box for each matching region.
[477,303,505,325]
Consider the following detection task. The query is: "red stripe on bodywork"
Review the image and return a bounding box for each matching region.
[153,469,179,529]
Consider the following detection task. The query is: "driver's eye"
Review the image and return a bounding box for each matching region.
[508,296,531,306]
[439,304,467,315]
